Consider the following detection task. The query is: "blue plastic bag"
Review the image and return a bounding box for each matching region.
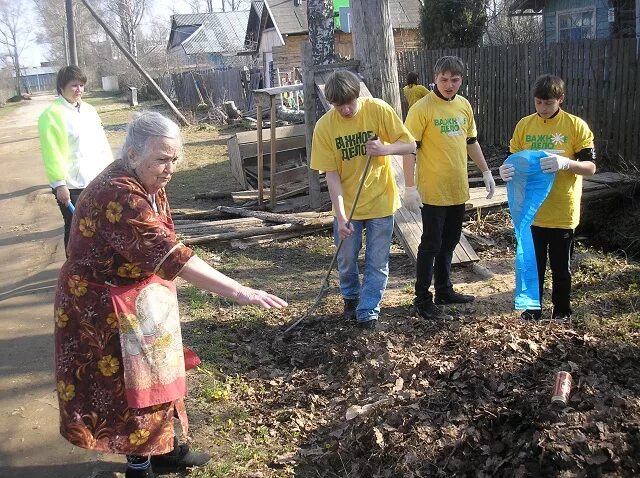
[505,150,556,310]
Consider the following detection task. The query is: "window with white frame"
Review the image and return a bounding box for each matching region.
[557,8,596,41]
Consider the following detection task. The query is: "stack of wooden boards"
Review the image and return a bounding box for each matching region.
[174,207,334,249]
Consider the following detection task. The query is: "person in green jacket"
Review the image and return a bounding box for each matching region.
[38,66,113,252]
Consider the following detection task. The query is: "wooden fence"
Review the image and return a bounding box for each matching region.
[171,68,245,109]
[397,39,640,167]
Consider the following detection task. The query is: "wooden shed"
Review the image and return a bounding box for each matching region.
[227,124,307,191]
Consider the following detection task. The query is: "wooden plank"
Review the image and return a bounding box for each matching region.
[238,137,305,157]
[389,156,478,265]
[630,40,640,166]
[582,172,629,185]
[241,147,306,167]
[234,124,306,145]
[466,185,508,210]
[607,40,619,156]
[271,165,307,184]
[270,94,277,209]
[302,41,322,210]
[254,83,304,95]
[619,39,631,163]
[226,135,247,189]
[256,100,264,204]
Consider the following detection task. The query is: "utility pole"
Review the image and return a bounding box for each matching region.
[62,26,69,66]
[65,0,78,65]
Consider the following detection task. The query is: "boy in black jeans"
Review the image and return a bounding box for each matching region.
[403,56,495,319]
[499,74,596,320]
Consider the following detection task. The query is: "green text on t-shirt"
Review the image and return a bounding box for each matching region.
[525,133,567,150]
[433,117,467,134]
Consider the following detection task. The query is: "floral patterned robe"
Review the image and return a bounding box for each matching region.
[54,160,194,455]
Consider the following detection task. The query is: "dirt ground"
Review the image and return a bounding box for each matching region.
[165,117,640,476]
[1,96,639,478]
[0,95,123,477]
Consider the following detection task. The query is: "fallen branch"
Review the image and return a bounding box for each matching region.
[217,206,331,226]
[194,191,233,200]
[183,223,299,245]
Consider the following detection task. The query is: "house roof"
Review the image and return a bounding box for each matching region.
[244,0,422,53]
[168,11,251,55]
[266,0,308,35]
[269,0,422,34]
[509,0,544,15]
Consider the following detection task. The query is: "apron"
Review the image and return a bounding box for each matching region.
[110,275,192,409]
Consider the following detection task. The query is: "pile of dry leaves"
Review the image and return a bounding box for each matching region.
[180,213,639,478]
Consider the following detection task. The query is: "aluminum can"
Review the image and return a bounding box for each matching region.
[551,371,573,405]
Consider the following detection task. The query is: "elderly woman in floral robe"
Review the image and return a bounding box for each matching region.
[54,112,287,478]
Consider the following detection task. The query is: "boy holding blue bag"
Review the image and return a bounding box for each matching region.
[500,74,596,321]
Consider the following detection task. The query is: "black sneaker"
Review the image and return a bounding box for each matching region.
[411,301,450,320]
[343,298,358,320]
[357,318,377,329]
[434,291,475,305]
[151,443,211,471]
[125,466,155,478]
[551,309,571,322]
[521,309,542,321]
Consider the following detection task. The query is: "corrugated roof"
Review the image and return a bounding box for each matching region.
[266,0,308,35]
[172,13,213,27]
[172,10,251,55]
[264,0,421,35]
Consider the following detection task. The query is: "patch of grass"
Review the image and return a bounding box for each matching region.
[0,101,22,118]
[189,461,233,478]
[194,329,234,362]
[571,247,640,338]
[199,381,232,402]
[180,285,229,310]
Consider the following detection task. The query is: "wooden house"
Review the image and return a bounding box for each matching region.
[243,0,422,86]
[509,0,638,43]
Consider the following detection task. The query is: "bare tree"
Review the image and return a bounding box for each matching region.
[484,0,543,45]
[34,0,104,67]
[186,0,247,13]
[185,0,205,13]
[0,0,32,96]
[101,0,149,58]
[220,0,248,12]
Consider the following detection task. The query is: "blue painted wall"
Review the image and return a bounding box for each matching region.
[544,0,613,43]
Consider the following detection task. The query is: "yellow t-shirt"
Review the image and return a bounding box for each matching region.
[310,97,414,220]
[403,84,430,108]
[404,93,477,206]
[509,109,594,229]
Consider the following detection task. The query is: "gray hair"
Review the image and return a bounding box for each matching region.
[120,111,183,171]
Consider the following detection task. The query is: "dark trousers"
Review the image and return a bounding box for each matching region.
[54,188,83,253]
[531,225,574,315]
[415,203,465,303]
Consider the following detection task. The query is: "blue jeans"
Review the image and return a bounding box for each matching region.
[334,215,394,322]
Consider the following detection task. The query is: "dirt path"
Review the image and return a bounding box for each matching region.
[0,96,121,477]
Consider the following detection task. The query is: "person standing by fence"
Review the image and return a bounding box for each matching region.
[38,66,114,253]
[499,74,596,322]
[402,56,495,320]
[403,72,430,109]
